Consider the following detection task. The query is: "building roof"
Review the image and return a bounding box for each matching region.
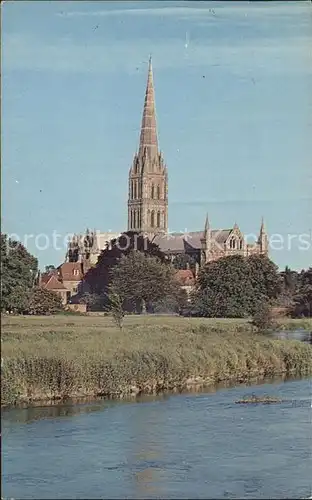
[58,262,83,282]
[175,269,196,286]
[42,275,67,291]
[153,229,233,253]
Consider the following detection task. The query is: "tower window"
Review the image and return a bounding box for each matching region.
[134,182,137,199]
[151,210,155,228]
[157,185,160,199]
[151,184,155,199]
[157,211,161,228]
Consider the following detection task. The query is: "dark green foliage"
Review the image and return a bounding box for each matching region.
[251,301,276,332]
[27,287,64,315]
[193,255,281,318]
[108,289,125,329]
[278,266,312,317]
[293,268,312,317]
[1,234,38,313]
[152,288,188,314]
[78,292,105,311]
[45,265,56,273]
[247,255,282,304]
[110,250,180,313]
[84,232,168,307]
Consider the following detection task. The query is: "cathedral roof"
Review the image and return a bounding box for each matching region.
[154,229,233,252]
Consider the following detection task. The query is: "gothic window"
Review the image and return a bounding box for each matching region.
[134,182,137,200]
[151,184,155,199]
[130,210,133,229]
[134,210,137,229]
[157,185,160,199]
[239,239,243,250]
[130,181,133,199]
[157,211,161,228]
[230,238,236,249]
[151,210,155,228]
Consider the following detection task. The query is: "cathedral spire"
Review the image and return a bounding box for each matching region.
[138,56,158,160]
[204,213,210,234]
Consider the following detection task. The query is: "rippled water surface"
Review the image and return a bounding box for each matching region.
[2,377,312,499]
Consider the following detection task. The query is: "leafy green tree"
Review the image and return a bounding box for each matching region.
[78,292,105,311]
[107,288,125,329]
[251,301,276,332]
[45,265,56,273]
[1,234,38,313]
[193,254,281,318]
[27,287,64,315]
[84,232,168,308]
[247,255,282,304]
[152,288,189,314]
[110,250,179,313]
[281,266,299,294]
[293,268,312,317]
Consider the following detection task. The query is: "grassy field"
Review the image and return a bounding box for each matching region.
[1,314,312,407]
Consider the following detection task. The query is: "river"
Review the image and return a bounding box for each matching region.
[2,376,311,499]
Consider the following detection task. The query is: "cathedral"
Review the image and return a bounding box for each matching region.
[66,57,268,268]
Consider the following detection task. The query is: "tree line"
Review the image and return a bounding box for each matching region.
[1,232,311,318]
[1,234,63,314]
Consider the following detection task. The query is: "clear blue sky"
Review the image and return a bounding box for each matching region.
[2,1,311,271]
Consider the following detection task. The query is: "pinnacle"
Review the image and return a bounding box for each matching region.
[138,57,159,160]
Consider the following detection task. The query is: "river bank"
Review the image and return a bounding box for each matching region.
[2,315,312,407]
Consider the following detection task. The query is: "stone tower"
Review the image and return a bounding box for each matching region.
[128,57,168,234]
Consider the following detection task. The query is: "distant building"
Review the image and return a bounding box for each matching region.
[39,262,87,305]
[54,57,269,301]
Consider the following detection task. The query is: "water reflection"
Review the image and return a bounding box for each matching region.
[273,329,312,343]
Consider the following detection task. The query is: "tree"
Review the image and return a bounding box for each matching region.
[78,292,105,311]
[110,250,179,313]
[84,232,168,308]
[27,287,64,315]
[293,268,312,317]
[193,254,281,318]
[1,234,38,313]
[281,266,299,294]
[107,288,125,329]
[251,301,276,332]
[247,255,282,305]
[45,265,56,273]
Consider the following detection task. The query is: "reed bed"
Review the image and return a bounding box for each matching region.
[1,315,311,406]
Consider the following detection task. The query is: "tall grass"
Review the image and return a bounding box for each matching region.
[1,315,311,406]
